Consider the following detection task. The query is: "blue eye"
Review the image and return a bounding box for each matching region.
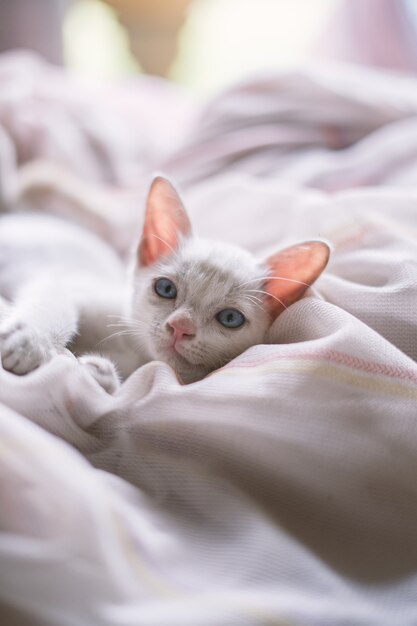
[216,308,245,329]
[154,277,177,299]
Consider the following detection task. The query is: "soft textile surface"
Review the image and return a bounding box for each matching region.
[315,0,417,74]
[0,55,417,625]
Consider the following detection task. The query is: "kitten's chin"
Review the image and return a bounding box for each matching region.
[153,344,209,383]
[177,367,207,384]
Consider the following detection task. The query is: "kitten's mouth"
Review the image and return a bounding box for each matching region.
[153,331,201,368]
[154,338,213,382]
[160,340,191,364]
[161,343,208,383]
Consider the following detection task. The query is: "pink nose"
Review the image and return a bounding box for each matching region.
[168,317,195,343]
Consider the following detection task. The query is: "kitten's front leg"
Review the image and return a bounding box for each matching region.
[0,279,78,375]
[78,355,120,394]
[0,317,59,374]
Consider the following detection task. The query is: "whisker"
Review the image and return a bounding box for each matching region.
[244,294,263,304]
[247,289,288,310]
[151,233,179,260]
[241,276,310,288]
[265,276,310,287]
[106,313,142,323]
[132,336,149,351]
[105,313,149,332]
[98,329,144,345]
[241,295,265,313]
[107,321,147,330]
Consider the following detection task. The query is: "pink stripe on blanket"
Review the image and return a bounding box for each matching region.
[221,348,417,384]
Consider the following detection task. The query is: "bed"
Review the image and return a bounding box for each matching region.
[0,53,417,625]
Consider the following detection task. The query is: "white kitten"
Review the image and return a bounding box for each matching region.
[124,177,329,383]
[0,176,330,389]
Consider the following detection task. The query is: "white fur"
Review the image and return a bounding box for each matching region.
[0,213,132,390]
[0,213,273,387]
[0,172,329,387]
[130,236,270,383]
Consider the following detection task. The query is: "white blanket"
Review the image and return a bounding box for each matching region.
[0,57,417,625]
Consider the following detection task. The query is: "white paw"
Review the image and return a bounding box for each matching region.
[79,355,120,394]
[0,318,55,374]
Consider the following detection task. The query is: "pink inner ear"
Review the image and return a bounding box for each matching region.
[138,176,192,267]
[263,241,330,319]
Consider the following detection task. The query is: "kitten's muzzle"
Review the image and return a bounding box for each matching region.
[166,313,195,347]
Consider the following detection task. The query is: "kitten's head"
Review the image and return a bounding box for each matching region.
[130,177,329,383]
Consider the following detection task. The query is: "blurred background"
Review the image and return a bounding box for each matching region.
[61,0,340,92]
[1,0,406,95]
[1,0,417,95]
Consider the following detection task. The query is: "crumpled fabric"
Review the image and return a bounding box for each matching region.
[0,54,416,625]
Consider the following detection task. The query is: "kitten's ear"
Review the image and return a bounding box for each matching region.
[263,241,330,319]
[138,176,192,267]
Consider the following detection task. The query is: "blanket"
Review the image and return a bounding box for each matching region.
[0,54,417,626]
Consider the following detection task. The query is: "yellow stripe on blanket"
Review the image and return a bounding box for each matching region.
[220,358,417,401]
